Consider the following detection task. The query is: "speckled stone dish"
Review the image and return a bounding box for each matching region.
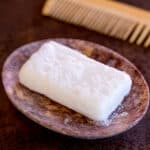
[2,39,149,139]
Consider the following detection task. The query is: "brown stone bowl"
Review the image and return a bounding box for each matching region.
[2,39,149,139]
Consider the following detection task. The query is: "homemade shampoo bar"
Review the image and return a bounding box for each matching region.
[19,41,132,122]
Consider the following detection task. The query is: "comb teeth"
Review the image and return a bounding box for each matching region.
[144,35,150,47]
[129,24,144,43]
[43,0,150,48]
[136,26,150,45]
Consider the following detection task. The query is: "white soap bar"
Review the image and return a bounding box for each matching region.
[19,41,132,122]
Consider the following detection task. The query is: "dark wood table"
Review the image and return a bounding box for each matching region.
[0,0,150,149]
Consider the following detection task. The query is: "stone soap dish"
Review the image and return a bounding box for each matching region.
[2,39,149,139]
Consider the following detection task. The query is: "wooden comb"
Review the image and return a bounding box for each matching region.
[42,0,150,48]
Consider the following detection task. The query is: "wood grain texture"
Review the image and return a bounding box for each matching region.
[0,0,150,149]
[2,39,149,139]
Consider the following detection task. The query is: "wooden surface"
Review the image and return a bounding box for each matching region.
[0,0,150,149]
